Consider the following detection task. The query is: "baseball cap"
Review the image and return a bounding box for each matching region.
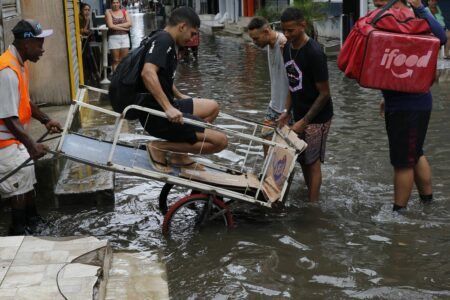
[12,19,53,39]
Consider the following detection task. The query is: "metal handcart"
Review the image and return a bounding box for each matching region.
[55,86,307,239]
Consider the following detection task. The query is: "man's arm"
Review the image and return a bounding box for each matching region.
[3,117,48,160]
[172,84,190,100]
[30,102,62,133]
[277,91,292,128]
[292,81,330,134]
[141,62,183,123]
[410,0,447,45]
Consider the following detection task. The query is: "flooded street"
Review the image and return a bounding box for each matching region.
[2,10,450,298]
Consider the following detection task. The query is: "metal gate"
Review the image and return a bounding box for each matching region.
[64,0,84,100]
[1,0,21,53]
[199,0,218,14]
[200,0,208,14]
[1,0,19,18]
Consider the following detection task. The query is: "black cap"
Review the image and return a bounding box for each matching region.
[12,19,53,39]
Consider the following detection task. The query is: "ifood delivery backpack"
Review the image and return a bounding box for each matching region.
[337,0,440,93]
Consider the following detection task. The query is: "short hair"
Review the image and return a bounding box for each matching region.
[248,16,269,31]
[168,7,200,28]
[280,7,305,23]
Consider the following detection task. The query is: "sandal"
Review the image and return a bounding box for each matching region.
[147,142,171,172]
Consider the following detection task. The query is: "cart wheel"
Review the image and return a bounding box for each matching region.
[162,194,234,240]
[158,183,201,215]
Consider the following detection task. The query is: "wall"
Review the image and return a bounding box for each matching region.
[1,0,22,53]
[21,0,72,105]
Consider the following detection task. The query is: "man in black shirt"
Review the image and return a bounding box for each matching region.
[140,7,227,169]
[278,7,333,202]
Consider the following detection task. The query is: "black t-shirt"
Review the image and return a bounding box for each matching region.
[283,39,333,124]
[142,30,177,108]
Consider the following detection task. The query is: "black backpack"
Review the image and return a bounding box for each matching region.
[109,30,161,120]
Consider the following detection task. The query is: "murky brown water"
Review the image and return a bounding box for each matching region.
[1,10,449,299]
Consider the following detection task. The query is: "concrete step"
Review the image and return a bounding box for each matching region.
[54,159,115,206]
[223,23,245,36]
[0,236,111,300]
[200,20,225,34]
[105,252,169,299]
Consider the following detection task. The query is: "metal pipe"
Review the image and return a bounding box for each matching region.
[57,87,86,152]
[121,104,290,149]
[107,117,126,165]
[80,84,109,94]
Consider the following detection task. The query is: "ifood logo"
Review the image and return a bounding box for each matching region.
[380,49,432,78]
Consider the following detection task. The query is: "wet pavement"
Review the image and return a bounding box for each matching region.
[1,9,450,298]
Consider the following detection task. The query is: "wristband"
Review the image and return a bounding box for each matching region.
[40,117,50,125]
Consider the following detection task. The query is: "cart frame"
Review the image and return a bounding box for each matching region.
[56,86,306,208]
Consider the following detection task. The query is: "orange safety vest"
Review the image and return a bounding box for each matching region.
[0,49,31,148]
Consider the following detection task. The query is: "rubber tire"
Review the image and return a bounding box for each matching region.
[158,183,201,215]
[162,194,234,238]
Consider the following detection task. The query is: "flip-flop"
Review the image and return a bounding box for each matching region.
[147,142,171,172]
[172,161,206,171]
[171,161,196,168]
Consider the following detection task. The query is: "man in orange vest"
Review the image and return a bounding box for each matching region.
[0,19,62,235]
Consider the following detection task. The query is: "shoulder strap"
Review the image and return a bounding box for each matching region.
[371,0,399,26]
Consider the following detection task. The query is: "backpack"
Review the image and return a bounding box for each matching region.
[109,30,161,120]
[337,0,440,93]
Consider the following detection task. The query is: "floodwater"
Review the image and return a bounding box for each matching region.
[3,10,450,299]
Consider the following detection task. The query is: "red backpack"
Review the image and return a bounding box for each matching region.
[337,1,440,93]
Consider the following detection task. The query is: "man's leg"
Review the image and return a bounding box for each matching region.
[297,120,331,202]
[301,159,322,202]
[393,167,414,209]
[414,155,433,202]
[192,98,220,123]
[149,128,227,165]
[261,107,278,157]
[8,191,33,235]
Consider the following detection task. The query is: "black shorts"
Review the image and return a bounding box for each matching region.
[385,110,430,168]
[138,96,205,144]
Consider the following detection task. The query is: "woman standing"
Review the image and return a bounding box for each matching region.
[105,0,132,72]
[80,3,100,85]
[79,2,92,38]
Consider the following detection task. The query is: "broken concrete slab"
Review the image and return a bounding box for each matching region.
[0,236,111,300]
